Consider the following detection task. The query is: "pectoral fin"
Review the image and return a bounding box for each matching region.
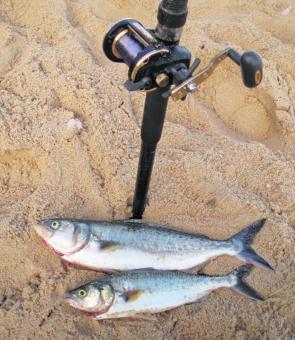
[99,241,120,252]
[121,290,143,302]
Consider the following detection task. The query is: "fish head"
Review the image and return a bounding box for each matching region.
[64,282,115,314]
[33,219,90,255]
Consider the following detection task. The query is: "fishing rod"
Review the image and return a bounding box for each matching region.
[103,0,263,219]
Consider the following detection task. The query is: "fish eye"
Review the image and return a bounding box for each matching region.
[78,289,87,298]
[51,221,60,230]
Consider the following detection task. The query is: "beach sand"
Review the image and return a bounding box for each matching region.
[0,0,294,338]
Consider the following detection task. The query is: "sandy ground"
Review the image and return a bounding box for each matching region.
[0,0,295,338]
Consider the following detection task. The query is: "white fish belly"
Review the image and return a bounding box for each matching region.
[97,287,206,319]
[63,241,232,271]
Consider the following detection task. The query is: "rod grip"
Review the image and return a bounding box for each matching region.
[156,0,188,42]
[157,0,188,28]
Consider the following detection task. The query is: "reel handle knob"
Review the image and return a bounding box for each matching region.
[229,50,263,88]
[241,51,263,88]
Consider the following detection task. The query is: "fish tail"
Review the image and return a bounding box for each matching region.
[230,264,265,301]
[229,218,273,270]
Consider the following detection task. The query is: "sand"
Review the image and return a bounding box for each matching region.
[0,0,294,338]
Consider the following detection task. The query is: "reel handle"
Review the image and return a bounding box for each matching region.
[228,50,263,88]
[167,48,263,101]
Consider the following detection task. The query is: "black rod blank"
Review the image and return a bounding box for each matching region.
[132,87,169,219]
[131,0,187,219]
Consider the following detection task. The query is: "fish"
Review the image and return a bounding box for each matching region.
[64,264,265,320]
[33,218,272,272]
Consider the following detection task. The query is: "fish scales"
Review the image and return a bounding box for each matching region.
[90,221,215,252]
[64,265,265,320]
[34,218,273,271]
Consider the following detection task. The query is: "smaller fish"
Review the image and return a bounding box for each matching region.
[64,264,265,320]
[33,218,272,272]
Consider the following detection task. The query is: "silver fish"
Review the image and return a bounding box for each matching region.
[64,264,264,320]
[34,218,272,272]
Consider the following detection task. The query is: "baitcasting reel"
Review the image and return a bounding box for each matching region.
[103,19,191,92]
[103,18,263,100]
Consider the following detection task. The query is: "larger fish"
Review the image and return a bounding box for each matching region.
[64,264,264,320]
[34,218,272,272]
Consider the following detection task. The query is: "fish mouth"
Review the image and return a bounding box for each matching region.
[64,293,87,311]
[63,293,105,316]
[64,293,77,304]
[33,220,54,240]
[64,300,104,318]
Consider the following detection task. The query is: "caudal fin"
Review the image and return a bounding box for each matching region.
[230,264,265,301]
[229,219,273,270]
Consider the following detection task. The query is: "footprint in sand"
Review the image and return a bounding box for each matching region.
[0,25,25,76]
[0,149,42,207]
[212,78,271,142]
